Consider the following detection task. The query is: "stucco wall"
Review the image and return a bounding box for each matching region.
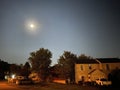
[75,62,120,84]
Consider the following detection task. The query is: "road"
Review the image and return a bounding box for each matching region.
[0,81,120,90]
[0,81,21,90]
[0,81,32,90]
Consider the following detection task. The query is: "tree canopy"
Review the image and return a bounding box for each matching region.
[19,62,31,77]
[108,68,120,87]
[0,59,10,79]
[28,48,52,81]
[58,51,77,81]
[78,54,93,60]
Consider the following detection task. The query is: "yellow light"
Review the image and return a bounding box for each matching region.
[30,24,35,28]
[11,74,15,79]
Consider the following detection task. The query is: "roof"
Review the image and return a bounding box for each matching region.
[76,59,98,64]
[96,58,120,63]
[75,58,120,64]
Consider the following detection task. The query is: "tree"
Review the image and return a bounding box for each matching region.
[78,54,93,60]
[108,68,120,87]
[0,59,10,79]
[28,48,52,82]
[10,64,21,75]
[49,64,64,79]
[19,62,31,77]
[58,51,77,82]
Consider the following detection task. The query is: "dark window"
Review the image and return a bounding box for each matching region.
[88,64,92,69]
[80,65,83,70]
[106,64,110,70]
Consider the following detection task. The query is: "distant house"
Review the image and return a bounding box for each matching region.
[75,58,120,84]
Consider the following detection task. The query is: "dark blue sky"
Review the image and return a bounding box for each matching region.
[0,0,120,65]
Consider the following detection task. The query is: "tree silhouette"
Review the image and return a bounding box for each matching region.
[108,68,120,87]
[58,51,77,82]
[19,62,31,77]
[10,64,21,75]
[78,54,93,60]
[28,48,52,82]
[0,59,10,79]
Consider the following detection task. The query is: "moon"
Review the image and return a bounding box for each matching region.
[28,23,36,33]
[25,19,41,35]
[30,24,35,28]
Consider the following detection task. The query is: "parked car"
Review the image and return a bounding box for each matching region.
[95,78,112,86]
[16,78,33,85]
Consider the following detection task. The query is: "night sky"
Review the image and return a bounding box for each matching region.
[0,0,120,65]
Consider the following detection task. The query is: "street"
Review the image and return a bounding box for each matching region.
[0,81,20,90]
[0,81,120,90]
[0,81,33,90]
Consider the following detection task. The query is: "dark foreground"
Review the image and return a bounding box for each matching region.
[0,81,120,90]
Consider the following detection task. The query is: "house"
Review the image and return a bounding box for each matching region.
[75,58,120,84]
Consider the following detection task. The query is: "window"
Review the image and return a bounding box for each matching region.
[88,64,92,69]
[106,64,110,70]
[80,65,83,70]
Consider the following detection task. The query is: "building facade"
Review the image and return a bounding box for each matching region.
[75,58,120,84]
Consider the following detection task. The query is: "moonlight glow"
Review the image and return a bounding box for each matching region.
[28,23,36,33]
[30,24,35,28]
[25,19,41,35]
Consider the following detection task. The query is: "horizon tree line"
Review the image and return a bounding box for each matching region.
[0,48,120,86]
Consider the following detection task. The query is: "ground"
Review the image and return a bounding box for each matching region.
[0,80,120,90]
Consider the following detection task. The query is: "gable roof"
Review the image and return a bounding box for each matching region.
[96,58,120,63]
[76,59,98,64]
